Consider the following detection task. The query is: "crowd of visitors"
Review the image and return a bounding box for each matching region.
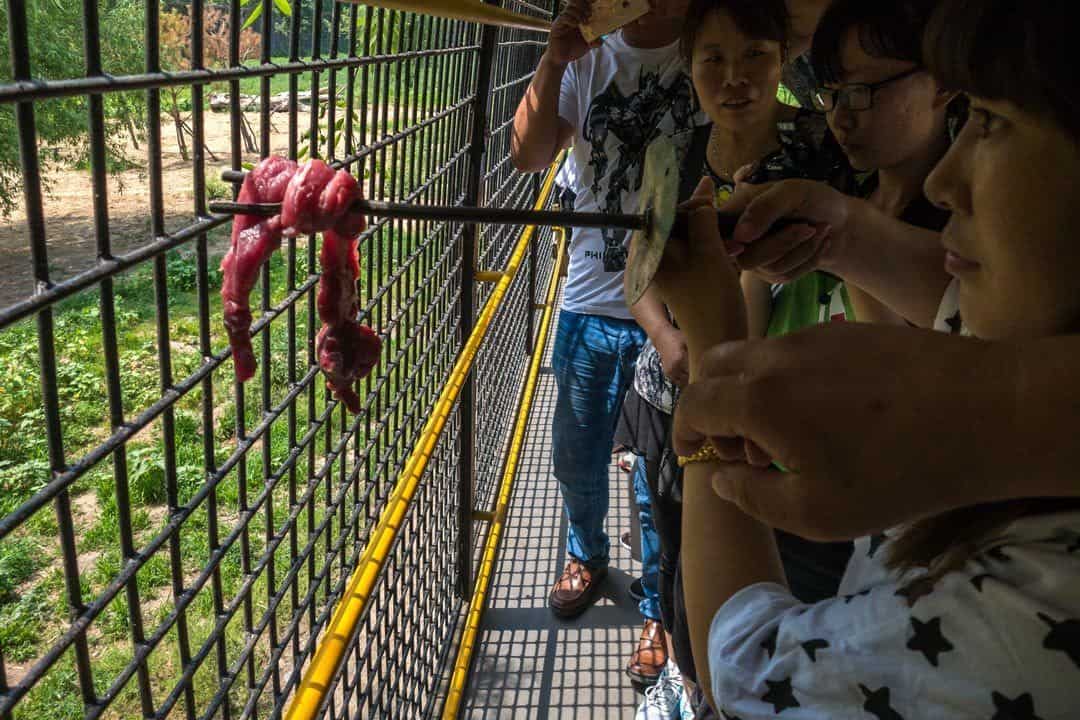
[513,0,1080,717]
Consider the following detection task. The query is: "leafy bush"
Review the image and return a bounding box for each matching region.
[206,177,232,201]
[0,0,146,217]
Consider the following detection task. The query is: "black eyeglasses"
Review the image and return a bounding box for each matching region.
[811,67,924,112]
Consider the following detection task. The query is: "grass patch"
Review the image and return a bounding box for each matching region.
[0,220,440,717]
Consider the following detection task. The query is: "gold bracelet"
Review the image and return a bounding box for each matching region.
[677,441,722,467]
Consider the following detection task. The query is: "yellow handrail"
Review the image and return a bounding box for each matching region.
[441,226,567,719]
[339,0,552,33]
[284,157,564,720]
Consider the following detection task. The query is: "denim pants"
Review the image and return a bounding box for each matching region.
[633,455,662,621]
[551,310,645,570]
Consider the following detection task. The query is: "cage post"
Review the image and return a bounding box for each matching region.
[2,0,99,714]
[457,7,500,599]
[525,173,541,355]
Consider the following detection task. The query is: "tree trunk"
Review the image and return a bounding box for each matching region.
[126,115,140,150]
[169,89,189,161]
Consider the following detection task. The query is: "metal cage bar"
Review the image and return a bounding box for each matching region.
[0,1,555,718]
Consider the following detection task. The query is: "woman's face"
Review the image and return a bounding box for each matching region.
[824,28,942,173]
[786,0,831,57]
[691,10,784,133]
[925,97,1080,339]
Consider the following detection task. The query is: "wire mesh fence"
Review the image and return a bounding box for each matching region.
[0,1,554,718]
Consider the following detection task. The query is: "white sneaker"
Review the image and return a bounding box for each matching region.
[676,680,696,720]
[635,661,686,720]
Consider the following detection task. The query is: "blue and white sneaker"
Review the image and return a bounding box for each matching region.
[635,660,687,720]
[676,678,696,720]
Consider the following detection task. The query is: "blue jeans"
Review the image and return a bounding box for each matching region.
[551,310,645,570]
[633,455,662,621]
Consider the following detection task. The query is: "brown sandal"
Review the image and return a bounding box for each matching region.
[549,560,607,619]
[626,618,667,686]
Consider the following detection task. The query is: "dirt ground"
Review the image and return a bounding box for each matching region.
[0,111,295,307]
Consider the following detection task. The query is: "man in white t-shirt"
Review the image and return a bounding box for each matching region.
[511,0,705,687]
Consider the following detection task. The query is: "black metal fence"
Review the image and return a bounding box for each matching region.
[0,1,554,717]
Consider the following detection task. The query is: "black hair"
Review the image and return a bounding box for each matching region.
[810,0,940,84]
[924,0,1079,138]
[679,0,790,65]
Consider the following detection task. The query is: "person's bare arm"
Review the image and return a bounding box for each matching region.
[510,0,593,173]
[741,273,772,337]
[629,286,689,387]
[723,180,950,328]
[648,179,786,712]
[672,323,1080,542]
[846,284,907,325]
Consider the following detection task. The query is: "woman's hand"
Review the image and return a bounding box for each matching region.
[720,179,845,283]
[672,322,1034,541]
[652,177,745,351]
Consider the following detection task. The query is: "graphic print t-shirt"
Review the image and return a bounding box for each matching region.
[558,32,705,320]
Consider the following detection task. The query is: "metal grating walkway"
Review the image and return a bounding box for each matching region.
[461,302,644,719]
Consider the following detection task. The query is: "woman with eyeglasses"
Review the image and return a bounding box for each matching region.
[804,0,961,324]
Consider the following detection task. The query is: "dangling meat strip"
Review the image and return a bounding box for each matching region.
[221,156,298,382]
[221,157,381,413]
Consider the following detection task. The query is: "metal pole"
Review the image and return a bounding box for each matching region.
[526,173,541,355]
[337,0,551,32]
[456,8,499,601]
[208,196,647,231]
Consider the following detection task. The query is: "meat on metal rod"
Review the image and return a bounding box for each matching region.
[220,157,382,413]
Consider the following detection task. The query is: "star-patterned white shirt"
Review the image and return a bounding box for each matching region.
[707,281,1078,719]
[708,512,1080,719]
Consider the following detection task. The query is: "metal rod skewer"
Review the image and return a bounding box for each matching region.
[214,169,646,231]
[207,198,648,232]
[211,172,797,238]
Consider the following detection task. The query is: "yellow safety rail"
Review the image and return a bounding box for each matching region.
[284,157,564,720]
[339,0,552,33]
[441,226,566,719]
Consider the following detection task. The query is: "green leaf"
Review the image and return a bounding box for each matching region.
[241,4,263,30]
[273,0,293,17]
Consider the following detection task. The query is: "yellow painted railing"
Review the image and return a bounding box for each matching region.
[441,225,566,719]
[339,0,552,32]
[284,157,564,720]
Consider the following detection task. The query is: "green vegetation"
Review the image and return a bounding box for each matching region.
[0,0,146,217]
[235,56,317,97]
[0,223,434,718]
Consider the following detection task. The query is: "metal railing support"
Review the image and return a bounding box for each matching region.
[441,226,568,719]
[456,6,500,601]
[281,156,563,720]
[338,0,552,32]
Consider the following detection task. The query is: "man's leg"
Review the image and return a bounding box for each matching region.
[550,311,630,616]
[634,457,663,622]
[627,455,669,687]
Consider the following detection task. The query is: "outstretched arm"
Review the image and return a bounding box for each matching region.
[672,322,1080,541]
[646,179,787,712]
[723,180,950,328]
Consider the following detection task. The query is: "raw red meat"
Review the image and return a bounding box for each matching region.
[221,156,381,413]
[316,228,381,414]
[221,155,298,382]
[280,159,366,238]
